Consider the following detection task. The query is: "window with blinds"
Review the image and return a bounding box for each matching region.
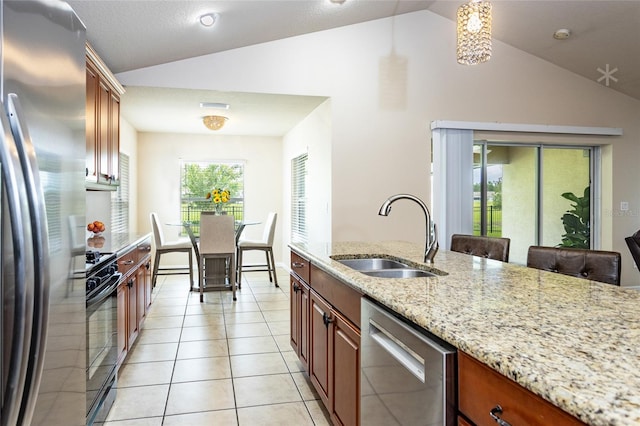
[111,153,129,234]
[291,153,308,243]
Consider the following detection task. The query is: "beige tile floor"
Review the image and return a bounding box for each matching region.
[99,268,332,426]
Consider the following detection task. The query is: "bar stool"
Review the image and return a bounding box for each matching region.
[526,246,621,285]
[237,212,278,288]
[450,234,511,262]
[149,212,193,288]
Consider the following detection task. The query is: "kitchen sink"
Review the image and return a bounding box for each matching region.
[333,256,440,279]
[336,258,408,271]
[361,269,438,278]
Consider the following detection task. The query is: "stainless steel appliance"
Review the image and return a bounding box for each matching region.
[86,251,120,425]
[361,298,457,426]
[1,1,86,424]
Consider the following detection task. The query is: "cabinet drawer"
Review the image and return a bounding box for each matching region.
[117,248,137,278]
[137,237,152,261]
[458,352,584,426]
[291,251,310,283]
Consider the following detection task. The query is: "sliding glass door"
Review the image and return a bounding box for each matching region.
[474,142,593,264]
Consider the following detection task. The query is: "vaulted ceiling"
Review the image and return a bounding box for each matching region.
[67,0,640,135]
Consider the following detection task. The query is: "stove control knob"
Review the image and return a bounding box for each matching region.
[87,277,98,292]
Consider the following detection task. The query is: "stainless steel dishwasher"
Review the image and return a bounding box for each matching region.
[361,297,456,426]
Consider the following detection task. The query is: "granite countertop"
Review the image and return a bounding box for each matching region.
[86,231,152,255]
[290,240,640,426]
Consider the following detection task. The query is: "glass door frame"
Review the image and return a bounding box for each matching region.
[472,140,600,249]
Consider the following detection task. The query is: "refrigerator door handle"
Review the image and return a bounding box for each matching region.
[7,94,50,425]
[0,101,31,426]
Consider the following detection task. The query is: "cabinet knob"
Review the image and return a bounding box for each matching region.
[127,279,134,288]
[292,282,300,292]
[489,405,511,426]
[322,312,334,328]
[121,259,135,265]
[292,262,304,268]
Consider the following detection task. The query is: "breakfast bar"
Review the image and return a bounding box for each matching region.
[290,240,640,426]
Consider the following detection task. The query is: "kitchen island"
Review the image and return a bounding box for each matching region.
[290,240,640,426]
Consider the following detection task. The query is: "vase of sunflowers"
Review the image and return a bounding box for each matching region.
[206,188,230,215]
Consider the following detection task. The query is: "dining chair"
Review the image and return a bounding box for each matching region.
[526,245,621,285]
[624,230,640,273]
[199,213,236,302]
[237,212,278,289]
[150,212,193,288]
[450,234,511,262]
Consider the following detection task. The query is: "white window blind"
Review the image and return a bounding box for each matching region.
[111,153,129,234]
[291,154,308,243]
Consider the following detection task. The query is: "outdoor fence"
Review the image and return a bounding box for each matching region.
[473,205,503,236]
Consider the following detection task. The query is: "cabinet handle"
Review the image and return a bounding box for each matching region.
[127,279,134,288]
[292,262,304,268]
[489,405,511,426]
[145,262,150,270]
[292,283,300,292]
[120,260,135,265]
[322,312,334,328]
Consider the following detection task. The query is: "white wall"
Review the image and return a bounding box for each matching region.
[282,99,332,262]
[136,132,283,266]
[120,117,139,232]
[118,10,640,285]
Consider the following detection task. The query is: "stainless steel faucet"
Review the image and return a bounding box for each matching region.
[378,194,439,263]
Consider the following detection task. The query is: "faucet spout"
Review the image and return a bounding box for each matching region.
[378,193,438,263]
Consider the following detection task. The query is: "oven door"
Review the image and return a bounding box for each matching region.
[86,272,121,423]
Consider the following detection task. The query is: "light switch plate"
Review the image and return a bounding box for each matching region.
[621,201,629,211]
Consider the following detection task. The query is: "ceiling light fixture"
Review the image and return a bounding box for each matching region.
[199,13,218,27]
[200,102,229,110]
[456,0,492,65]
[553,28,571,40]
[202,115,228,131]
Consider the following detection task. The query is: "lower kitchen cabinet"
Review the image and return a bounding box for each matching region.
[290,249,361,426]
[116,238,152,365]
[458,351,585,426]
[290,274,309,371]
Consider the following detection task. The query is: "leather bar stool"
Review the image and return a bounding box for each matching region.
[526,246,621,286]
[450,234,511,262]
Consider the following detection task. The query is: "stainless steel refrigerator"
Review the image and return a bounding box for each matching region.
[1,1,86,425]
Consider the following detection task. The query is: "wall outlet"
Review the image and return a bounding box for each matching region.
[621,201,629,211]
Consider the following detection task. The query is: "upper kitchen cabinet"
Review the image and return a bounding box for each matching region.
[85,43,125,191]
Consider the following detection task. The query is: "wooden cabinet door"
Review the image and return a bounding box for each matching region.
[144,260,152,312]
[108,92,120,183]
[85,61,98,181]
[126,275,138,347]
[116,283,127,365]
[330,312,360,426]
[299,281,310,372]
[136,265,146,327]
[97,80,110,184]
[290,276,301,354]
[309,291,331,406]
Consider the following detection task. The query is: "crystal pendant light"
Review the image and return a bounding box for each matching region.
[456,0,492,65]
[202,115,228,131]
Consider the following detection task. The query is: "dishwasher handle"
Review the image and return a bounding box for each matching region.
[369,319,425,383]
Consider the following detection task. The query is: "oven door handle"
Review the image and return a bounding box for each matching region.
[87,273,122,309]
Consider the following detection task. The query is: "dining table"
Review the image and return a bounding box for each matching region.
[173,218,260,290]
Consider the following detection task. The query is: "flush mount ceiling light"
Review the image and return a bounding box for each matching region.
[456,0,492,65]
[200,102,229,110]
[553,28,571,40]
[202,115,228,131]
[199,13,218,27]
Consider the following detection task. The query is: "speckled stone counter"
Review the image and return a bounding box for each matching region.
[86,231,151,255]
[290,240,640,426]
